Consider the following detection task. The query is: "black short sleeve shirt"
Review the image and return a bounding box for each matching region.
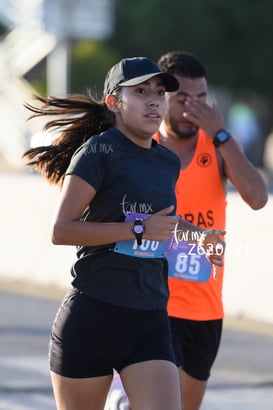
[66,127,180,310]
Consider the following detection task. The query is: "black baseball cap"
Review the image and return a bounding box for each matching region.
[103,57,179,96]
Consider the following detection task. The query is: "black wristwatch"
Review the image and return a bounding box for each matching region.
[132,218,145,246]
[213,129,231,147]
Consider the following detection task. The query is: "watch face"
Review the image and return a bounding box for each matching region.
[213,130,231,147]
[217,130,230,142]
[134,225,144,234]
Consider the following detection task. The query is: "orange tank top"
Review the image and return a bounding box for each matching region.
[154,130,227,320]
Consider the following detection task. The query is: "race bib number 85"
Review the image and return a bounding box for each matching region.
[166,241,212,282]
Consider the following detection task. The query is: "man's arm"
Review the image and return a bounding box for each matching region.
[217,136,268,209]
[183,98,268,209]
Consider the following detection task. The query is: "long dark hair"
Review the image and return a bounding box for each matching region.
[22,93,116,186]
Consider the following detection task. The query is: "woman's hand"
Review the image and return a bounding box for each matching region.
[143,205,177,242]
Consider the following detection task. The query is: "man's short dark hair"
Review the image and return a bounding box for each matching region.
[158,51,207,79]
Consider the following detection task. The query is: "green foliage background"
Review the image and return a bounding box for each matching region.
[65,0,273,119]
[1,1,272,167]
[70,40,119,98]
[109,0,273,98]
[22,0,273,157]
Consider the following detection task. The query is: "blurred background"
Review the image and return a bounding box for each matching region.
[0,2,273,408]
[1,0,273,171]
[0,0,273,323]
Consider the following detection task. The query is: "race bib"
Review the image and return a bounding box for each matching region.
[166,239,212,282]
[114,212,170,258]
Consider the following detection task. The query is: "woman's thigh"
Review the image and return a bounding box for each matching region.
[51,372,113,410]
[120,360,181,410]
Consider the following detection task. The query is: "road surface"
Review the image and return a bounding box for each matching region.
[1,287,273,410]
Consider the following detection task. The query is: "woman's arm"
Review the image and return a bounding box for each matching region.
[51,175,178,246]
[51,175,137,246]
[51,174,225,266]
[183,98,268,209]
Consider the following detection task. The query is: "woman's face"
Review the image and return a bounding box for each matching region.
[111,76,167,147]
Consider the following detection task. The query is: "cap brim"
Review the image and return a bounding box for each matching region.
[119,72,179,92]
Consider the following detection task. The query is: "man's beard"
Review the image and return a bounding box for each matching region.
[169,116,198,139]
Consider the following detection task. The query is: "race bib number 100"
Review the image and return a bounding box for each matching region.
[114,212,170,258]
[166,240,212,282]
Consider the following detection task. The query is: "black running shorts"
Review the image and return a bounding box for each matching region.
[49,287,176,378]
[169,316,222,381]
